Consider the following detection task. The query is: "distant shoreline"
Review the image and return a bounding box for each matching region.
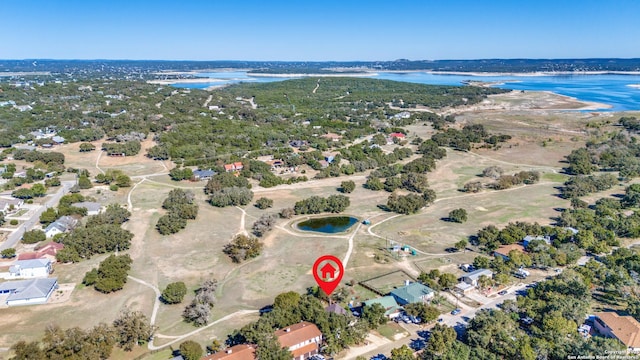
[247,72,377,78]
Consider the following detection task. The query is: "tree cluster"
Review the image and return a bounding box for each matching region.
[252,213,278,237]
[101,140,141,156]
[83,254,132,293]
[156,189,198,235]
[162,281,188,304]
[95,169,132,187]
[208,186,254,207]
[223,234,264,263]
[183,279,218,326]
[386,191,435,215]
[293,195,350,214]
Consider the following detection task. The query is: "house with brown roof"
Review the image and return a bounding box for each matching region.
[493,244,526,261]
[18,242,64,262]
[275,321,322,360]
[594,312,640,352]
[202,344,256,360]
[224,162,244,173]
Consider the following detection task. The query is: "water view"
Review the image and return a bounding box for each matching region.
[297,216,358,234]
[171,71,640,111]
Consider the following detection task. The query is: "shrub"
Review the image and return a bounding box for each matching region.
[9,219,18,226]
[255,197,274,209]
[22,229,46,244]
[162,282,188,304]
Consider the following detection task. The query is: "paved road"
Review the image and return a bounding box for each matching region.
[0,180,75,251]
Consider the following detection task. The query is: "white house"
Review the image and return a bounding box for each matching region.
[460,269,493,287]
[0,278,58,306]
[8,259,52,278]
[44,216,78,238]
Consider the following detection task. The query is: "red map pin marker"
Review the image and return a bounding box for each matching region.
[313,255,344,296]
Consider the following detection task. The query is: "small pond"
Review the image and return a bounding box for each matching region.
[297,216,358,234]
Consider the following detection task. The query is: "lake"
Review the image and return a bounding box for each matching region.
[297,216,358,234]
[171,71,640,111]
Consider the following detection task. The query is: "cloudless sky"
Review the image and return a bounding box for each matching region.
[1,0,639,61]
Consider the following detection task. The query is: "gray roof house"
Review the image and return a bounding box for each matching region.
[0,278,58,306]
[460,269,493,287]
[192,169,216,181]
[390,282,435,305]
[363,296,402,318]
[51,136,65,144]
[9,259,52,278]
[71,201,102,215]
[44,216,78,238]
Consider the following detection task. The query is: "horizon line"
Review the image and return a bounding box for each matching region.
[2,57,640,62]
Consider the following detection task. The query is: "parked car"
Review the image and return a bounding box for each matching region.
[437,318,444,323]
[498,290,508,295]
[414,317,422,324]
[371,354,387,360]
[451,308,462,315]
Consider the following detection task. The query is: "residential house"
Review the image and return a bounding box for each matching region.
[325,303,348,316]
[456,269,494,293]
[0,278,58,306]
[493,243,526,261]
[8,259,52,278]
[193,169,216,181]
[202,344,256,360]
[0,197,24,213]
[44,216,78,238]
[363,296,402,319]
[318,160,330,169]
[224,162,244,173]
[275,321,322,360]
[390,282,435,305]
[51,136,65,144]
[18,242,64,262]
[593,312,640,353]
[71,201,103,216]
[393,112,411,119]
[522,235,551,247]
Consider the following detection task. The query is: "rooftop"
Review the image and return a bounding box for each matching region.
[275,321,322,349]
[71,201,102,212]
[363,296,401,316]
[493,243,526,257]
[202,344,256,360]
[390,282,434,303]
[463,268,493,281]
[595,312,640,349]
[0,278,58,302]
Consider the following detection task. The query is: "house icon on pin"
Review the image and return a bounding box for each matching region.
[320,262,337,281]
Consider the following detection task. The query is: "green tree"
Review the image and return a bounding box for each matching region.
[390,344,414,360]
[1,248,16,258]
[162,282,188,304]
[340,180,356,193]
[79,142,96,152]
[179,340,203,360]
[223,234,263,262]
[404,303,440,323]
[255,197,274,209]
[361,303,387,329]
[425,324,457,357]
[22,229,46,244]
[113,307,154,351]
[78,175,93,189]
[448,208,468,223]
[365,177,384,191]
[438,273,458,290]
[455,239,468,251]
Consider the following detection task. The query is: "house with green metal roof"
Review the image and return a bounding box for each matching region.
[362,296,402,318]
[390,282,435,305]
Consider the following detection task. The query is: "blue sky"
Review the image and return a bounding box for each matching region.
[1,0,639,60]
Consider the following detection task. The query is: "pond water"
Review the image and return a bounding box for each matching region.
[297,216,358,234]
